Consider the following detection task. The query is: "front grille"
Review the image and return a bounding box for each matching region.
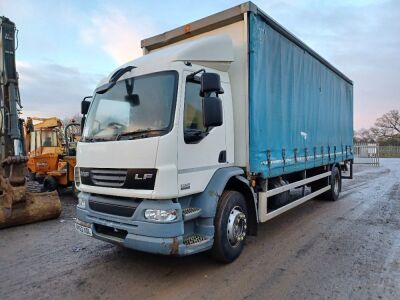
[90,169,127,187]
[80,168,157,190]
[89,200,136,217]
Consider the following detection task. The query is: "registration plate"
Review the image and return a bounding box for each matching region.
[75,223,93,236]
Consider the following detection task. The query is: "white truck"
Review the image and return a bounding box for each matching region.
[75,2,353,262]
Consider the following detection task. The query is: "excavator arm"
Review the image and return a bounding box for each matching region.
[0,16,61,228]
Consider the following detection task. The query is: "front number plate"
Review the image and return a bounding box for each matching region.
[75,223,93,236]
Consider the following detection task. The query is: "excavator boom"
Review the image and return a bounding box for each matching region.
[0,16,61,228]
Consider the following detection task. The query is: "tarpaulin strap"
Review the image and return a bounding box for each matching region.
[266,149,271,170]
[328,146,331,161]
[334,146,337,161]
[321,146,324,163]
[313,147,317,160]
[341,145,344,160]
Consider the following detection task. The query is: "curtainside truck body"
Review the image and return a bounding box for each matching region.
[75,2,353,262]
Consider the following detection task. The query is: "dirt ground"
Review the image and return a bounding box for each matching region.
[1,159,399,300]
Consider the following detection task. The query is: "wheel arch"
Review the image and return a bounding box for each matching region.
[189,167,258,236]
[225,176,258,236]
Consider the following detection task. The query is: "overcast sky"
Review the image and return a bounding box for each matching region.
[1,0,399,129]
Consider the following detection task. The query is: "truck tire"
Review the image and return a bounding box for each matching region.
[311,166,341,201]
[43,176,58,192]
[324,166,341,201]
[211,190,248,263]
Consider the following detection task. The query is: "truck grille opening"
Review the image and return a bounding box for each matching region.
[90,168,128,187]
[89,200,136,217]
[94,224,128,240]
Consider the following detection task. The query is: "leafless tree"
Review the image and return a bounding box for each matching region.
[62,113,82,127]
[372,110,400,139]
[354,128,377,143]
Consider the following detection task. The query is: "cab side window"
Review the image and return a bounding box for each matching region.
[183,80,207,143]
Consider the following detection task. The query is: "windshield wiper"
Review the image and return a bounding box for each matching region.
[115,129,167,141]
[96,65,137,94]
[84,137,112,143]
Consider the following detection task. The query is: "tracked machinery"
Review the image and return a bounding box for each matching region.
[0,16,61,228]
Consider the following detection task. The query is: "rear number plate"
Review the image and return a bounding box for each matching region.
[75,223,92,236]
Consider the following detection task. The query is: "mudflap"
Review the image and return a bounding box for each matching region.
[0,191,61,229]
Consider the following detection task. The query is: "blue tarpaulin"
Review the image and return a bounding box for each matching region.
[248,13,353,178]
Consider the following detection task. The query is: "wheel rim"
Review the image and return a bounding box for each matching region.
[333,174,340,196]
[227,206,247,247]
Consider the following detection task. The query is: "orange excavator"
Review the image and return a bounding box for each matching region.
[25,117,80,193]
[0,16,61,228]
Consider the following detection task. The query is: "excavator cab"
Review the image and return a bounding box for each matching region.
[45,121,80,192]
[25,117,64,179]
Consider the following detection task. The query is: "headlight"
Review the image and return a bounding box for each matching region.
[74,167,81,188]
[144,209,177,222]
[77,196,86,208]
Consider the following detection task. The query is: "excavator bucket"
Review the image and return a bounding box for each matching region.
[0,191,61,229]
[0,157,62,229]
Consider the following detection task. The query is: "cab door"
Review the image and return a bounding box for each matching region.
[177,70,227,196]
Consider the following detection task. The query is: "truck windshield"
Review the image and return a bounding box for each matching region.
[82,71,178,142]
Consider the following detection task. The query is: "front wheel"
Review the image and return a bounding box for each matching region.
[211,190,248,263]
[43,175,58,192]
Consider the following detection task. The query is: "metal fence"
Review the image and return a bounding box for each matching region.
[379,146,400,158]
[353,143,380,166]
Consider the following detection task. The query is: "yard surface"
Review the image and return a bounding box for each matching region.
[1,159,399,299]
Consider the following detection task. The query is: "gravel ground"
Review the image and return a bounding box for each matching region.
[0,159,399,300]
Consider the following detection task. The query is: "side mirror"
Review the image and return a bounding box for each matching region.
[202,97,223,127]
[200,73,224,96]
[81,98,91,115]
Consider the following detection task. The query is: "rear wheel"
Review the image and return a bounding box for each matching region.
[211,190,248,263]
[324,166,341,201]
[43,176,58,192]
[310,166,341,201]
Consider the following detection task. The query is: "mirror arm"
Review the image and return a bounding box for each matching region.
[186,68,206,81]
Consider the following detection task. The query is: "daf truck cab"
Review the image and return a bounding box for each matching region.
[75,2,353,262]
[76,36,245,260]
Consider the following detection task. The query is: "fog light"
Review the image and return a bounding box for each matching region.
[77,196,86,208]
[144,209,177,222]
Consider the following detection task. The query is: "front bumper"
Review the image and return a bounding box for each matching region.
[76,192,211,256]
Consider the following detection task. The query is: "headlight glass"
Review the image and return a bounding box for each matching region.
[144,209,177,222]
[77,196,86,208]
